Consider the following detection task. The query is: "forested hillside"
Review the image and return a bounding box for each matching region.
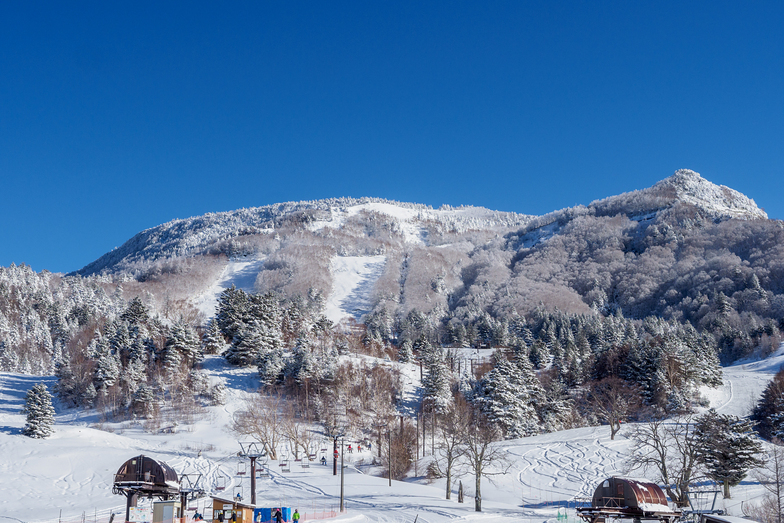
[3,169,784,451]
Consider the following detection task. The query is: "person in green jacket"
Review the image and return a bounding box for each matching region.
[292,510,300,522]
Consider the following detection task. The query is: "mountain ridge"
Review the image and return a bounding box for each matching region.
[75,170,767,277]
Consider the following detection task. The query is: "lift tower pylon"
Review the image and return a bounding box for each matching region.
[238,442,266,506]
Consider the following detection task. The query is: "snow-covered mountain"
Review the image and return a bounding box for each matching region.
[75,198,534,277]
[68,170,775,327]
[589,169,767,221]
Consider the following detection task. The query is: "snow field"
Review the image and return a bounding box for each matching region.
[3,348,782,523]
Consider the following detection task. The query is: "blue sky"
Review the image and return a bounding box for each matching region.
[2,2,783,273]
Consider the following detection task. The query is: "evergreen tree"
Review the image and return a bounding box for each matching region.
[695,409,764,498]
[472,354,542,438]
[422,354,453,414]
[258,344,286,385]
[398,339,414,363]
[225,321,263,366]
[289,334,317,384]
[22,383,55,438]
[203,319,226,355]
[163,321,202,369]
[131,384,157,419]
[92,336,121,391]
[753,367,784,440]
[215,286,250,341]
[121,296,150,326]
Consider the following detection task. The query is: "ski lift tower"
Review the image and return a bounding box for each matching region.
[238,442,266,506]
[178,473,206,512]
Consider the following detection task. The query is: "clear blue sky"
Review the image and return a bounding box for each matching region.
[2,2,783,273]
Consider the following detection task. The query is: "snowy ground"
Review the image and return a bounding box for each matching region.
[2,347,782,523]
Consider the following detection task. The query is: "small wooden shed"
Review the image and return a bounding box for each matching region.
[577,477,680,523]
[211,497,255,523]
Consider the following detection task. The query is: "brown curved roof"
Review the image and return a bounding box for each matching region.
[114,454,179,494]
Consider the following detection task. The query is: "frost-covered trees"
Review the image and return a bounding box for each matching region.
[695,409,763,498]
[397,339,414,363]
[22,383,55,438]
[162,321,202,374]
[472,352,543,439]
[624,416,703,508]
[203,320,226,355]
[422,352,453,414]
[754,367,784,440]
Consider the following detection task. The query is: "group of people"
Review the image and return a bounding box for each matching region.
[319,441,371,463]
[213,508,300,523]
[271,509,299,523]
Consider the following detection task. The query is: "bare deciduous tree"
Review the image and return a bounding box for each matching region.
[586,377,642,440]
[624,416,704,507]
[749,441,784,523]
[429,398,469,499]
[281,402,318,460]
[461,408,512,512]
[230,389,284,459]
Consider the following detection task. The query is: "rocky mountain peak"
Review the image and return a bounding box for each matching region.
[655,169,767,220]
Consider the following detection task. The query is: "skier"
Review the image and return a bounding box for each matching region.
[274,508,283,523]
[293,510,300,523]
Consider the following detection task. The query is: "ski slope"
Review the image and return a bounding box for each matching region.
[2,349,782,523]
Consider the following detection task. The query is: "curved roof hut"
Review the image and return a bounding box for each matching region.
[577,477,680,523]
[113,455,180,522]
[113,454,180,495]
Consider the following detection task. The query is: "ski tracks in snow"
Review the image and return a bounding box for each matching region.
[510,434,626,503]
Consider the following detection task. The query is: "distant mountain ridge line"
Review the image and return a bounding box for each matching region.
[74,197,534,276]
[73,170,768,277]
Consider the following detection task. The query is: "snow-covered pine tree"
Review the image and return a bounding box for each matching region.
[163,321,202,369]
[203,319,226,355]
[225,321,263,366]
[215,286,250,341]
[472,354,541,438]
[121,296,150,326]
[422,353,453,414]
[398,339,414,363]
[22,383,55,438]
[289,334,317,384]
[695,409,763,498]
[131,384,157,419]
[92,335,121,391]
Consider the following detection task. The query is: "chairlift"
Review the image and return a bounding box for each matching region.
[237,461,246,475]
[215,476,227,491]
[233,486,244,502]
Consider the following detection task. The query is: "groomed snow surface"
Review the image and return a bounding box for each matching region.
[2,347,783,523]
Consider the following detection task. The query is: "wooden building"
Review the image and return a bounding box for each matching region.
[211,497,255,523]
